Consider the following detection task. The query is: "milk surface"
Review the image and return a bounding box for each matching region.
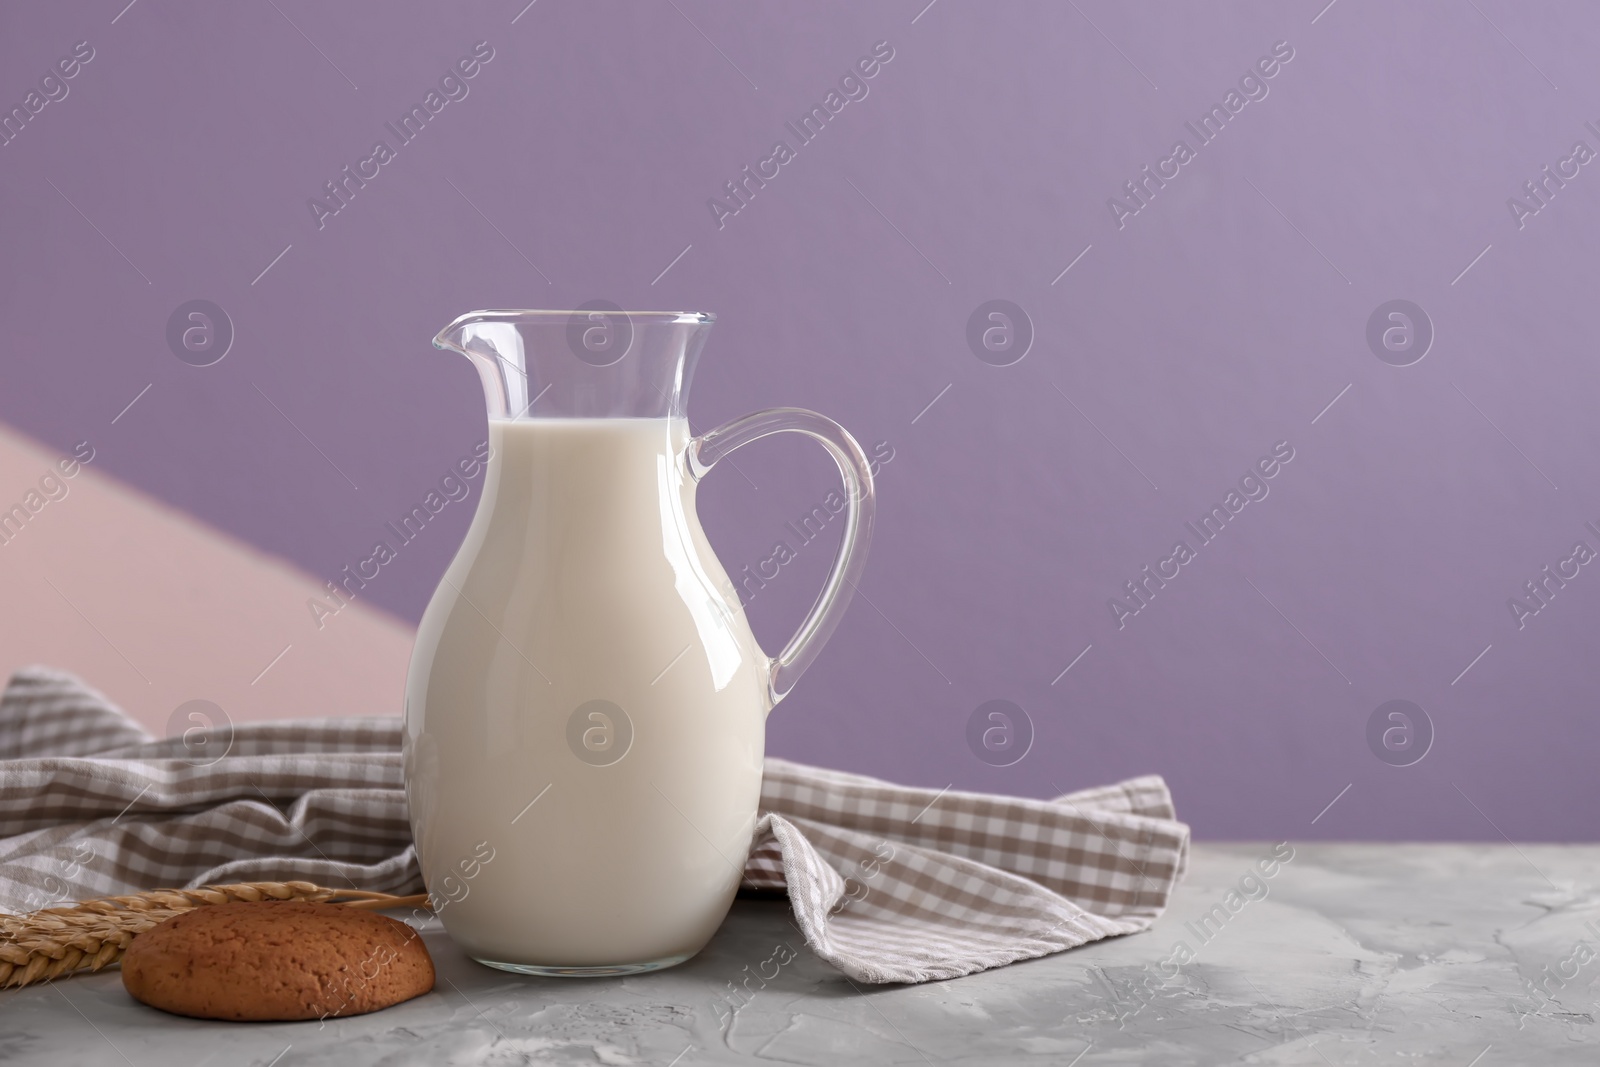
[404,417,769,968]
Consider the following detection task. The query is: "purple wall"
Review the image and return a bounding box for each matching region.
[4,0,1597,839]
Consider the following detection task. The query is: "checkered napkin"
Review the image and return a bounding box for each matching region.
[0,666,1189,984]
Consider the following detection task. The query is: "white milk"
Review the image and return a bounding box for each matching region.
[404,417,769,970]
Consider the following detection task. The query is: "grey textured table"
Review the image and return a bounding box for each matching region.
[5,844,1598,1065]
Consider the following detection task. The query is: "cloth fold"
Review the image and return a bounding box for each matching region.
[0,666,1188,983]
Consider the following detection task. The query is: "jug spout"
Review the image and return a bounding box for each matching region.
[431,314,488,363]
[433,309,715,421]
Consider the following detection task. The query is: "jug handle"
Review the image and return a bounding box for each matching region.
[688,407,876,708]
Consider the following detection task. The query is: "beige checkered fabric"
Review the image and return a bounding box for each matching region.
[0,666,1188,983]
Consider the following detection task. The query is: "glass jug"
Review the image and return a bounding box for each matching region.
[403,309,875,975]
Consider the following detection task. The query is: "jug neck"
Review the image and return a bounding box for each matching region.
[434,309,715,420]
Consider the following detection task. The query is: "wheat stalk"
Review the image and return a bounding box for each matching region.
[0,881,430,989]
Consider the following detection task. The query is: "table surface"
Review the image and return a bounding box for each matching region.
[6,844,1598,1065]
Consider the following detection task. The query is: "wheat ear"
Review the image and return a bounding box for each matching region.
[0,881,429,989]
